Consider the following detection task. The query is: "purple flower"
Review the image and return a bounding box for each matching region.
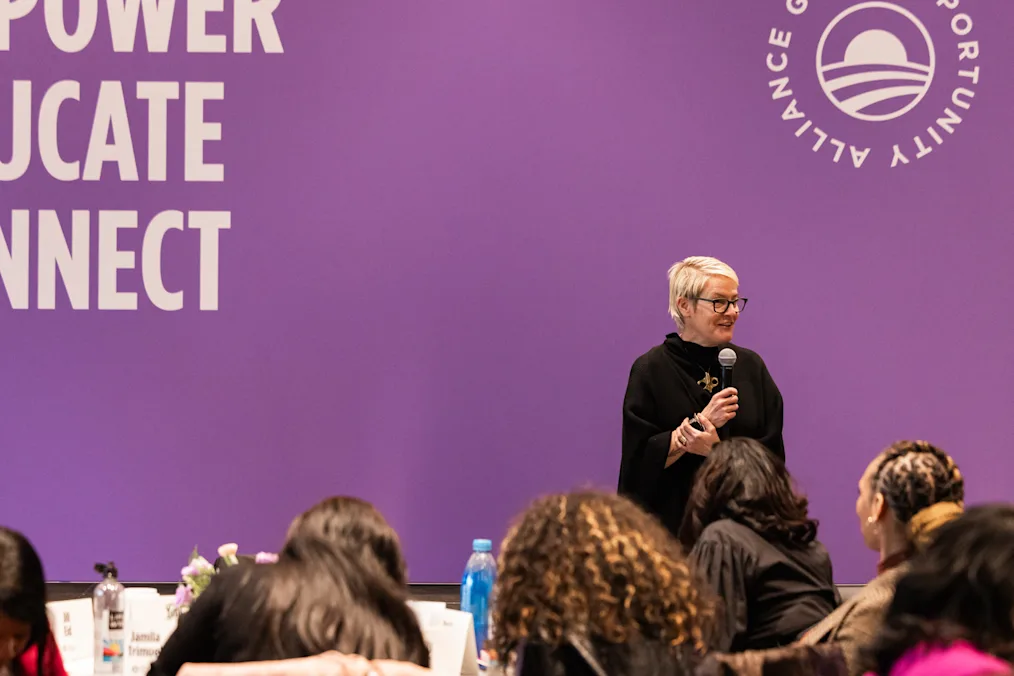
[174,584,193,608]
[181,564,198,578]
[255,552,278,564]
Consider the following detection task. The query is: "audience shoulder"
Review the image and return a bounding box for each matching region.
[698,519,753,547]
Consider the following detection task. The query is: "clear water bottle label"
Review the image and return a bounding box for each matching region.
[101,638,124,664]
[102,610,125,666]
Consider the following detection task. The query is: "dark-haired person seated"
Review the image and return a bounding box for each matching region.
[283,496,409,587]
[862,504,1014,676]
[0,527,69,676]
[212,496,409,581]
[149,497,427,676]
[680,438,839,652]
[493,491,715,676]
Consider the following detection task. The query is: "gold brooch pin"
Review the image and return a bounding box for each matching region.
[698,372,719,394]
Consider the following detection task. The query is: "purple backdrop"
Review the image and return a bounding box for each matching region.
[1,1,1010,583]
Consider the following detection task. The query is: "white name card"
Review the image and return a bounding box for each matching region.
[122,595,179,676]
[46,599,94,667]
[408,603,478,676]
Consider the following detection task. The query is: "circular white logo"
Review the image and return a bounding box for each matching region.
[816,2,935,122]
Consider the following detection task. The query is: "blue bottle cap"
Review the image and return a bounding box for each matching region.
[472,539,493,552]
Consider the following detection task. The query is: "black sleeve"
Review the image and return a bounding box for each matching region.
[147,578,228,676]
[758,359,785,460]
[619,359,682,505]
[824,548,842,606]
[689,529,754,652]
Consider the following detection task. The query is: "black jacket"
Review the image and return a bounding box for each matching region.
[619,334,784,534]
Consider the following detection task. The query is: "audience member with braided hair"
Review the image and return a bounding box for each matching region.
[862,504,1014,676]
[492,491,715,676]
[797,440,965,675]
[679,438,839,652]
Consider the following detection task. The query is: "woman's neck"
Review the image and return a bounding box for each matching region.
[879,527,911,570]
[679,330,719,348]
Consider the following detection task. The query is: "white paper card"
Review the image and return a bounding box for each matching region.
[407,600,447,614]
[46,599,94,667]
[122,595,179,676]
[409,606,478,676]
[64,657,94,676]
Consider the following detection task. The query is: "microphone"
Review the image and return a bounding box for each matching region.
[718,348,737,391]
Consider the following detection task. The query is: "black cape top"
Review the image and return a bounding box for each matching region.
[618,333,784,534]
[689,519,840,652]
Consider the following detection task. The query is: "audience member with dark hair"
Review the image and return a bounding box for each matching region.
[0,527,67,676]
[862,504,1014,676]
[231,539,427,663]
[798,441,964,675]
[285,496,408,586]
[149,499,427,676]
[493,491,714,676]
[680,438,839,652]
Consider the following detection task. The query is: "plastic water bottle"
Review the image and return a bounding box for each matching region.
[460,539,496,660]
[93,562,125,675]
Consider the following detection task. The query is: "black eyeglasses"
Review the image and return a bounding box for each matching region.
[693,297,748,314]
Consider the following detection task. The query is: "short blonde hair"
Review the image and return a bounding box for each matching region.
[668,256,739,329]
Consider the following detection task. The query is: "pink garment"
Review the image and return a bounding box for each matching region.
[17,633,69,676]
[866,641,1011,676]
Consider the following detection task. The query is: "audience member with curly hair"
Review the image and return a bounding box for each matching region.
[798,441,965,675]
[862,504,1014,676]
[680,438,839,652]
[492,491,715,676]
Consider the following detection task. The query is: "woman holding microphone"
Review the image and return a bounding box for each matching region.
[619,256,784,535]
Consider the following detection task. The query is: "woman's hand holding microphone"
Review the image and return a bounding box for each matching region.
[702,387,738,429]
